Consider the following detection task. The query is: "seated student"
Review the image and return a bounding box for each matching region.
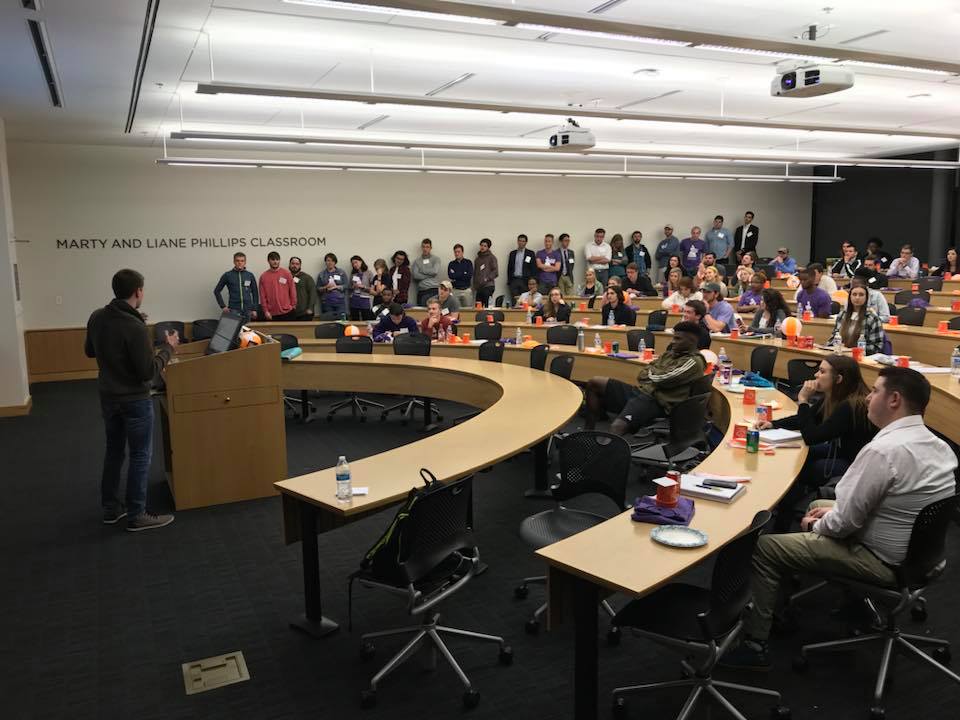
[701,265,727,296]
[747,288,789,336]
[850,274,891,322]
[864,237,892,270]
[661,267,684,301]
[662,254,683,282]
[600,287,636,326]
[931,246,959,277]
[537,287,571,323]
[420,297,454,341]
[808,263,838,296]
[701,282,735,332]
[770,247,797,275]
[584,321,707,435]
[696,251,723,282]
[723,367,957,670]
[622,263,656,298]
[371,287,396,319]
[737,250,758,275]
[682,299,712,349]
[580,268,602,298]
[372,303,419,342]
[886,243,920,279]
[518,276,544,308]
[795,267,832,318]
[827,283,886,355]
[831,243,862,278]
[436,280,460,321]
[661,275,702,310]
[756,355,878,531]
[736,272,766,312]
[857,257,888,289]
[728,265,753,300]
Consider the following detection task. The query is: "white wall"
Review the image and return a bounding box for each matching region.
[8,142,812,328]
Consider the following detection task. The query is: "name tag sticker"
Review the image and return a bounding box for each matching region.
[747,231,754,237]
[479,264,485,270]
[279,277,287,284]
[569,257,574,265]
[525,256,531,263]
[294,277,300,284]
[441,308,450,315]
[244,280,251,287]
[332,275,341,282]
[424,258,430,265]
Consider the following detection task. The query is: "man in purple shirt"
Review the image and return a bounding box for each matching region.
[535,233,562,292]
[702,282,735,332]
[679,226,706,274]
[795,268,832,318]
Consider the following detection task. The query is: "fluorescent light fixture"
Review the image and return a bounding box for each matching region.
[163,161,256,168]
[281,0,501,25]
[262,164,339,170]
[842,60,953,76]
[694,44,836,63]
[425,72,475,97]
[357,114,390,130]
[515,23,690,46]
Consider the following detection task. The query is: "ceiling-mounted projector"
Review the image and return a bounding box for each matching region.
[548,118,596,150]
[771,61,854,97]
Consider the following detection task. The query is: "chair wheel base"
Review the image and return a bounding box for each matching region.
[498,646,514,666]
[771,705,791,720]
[607,626,622,646]
[934,646,952,665]
[513,585,529,600]
[612,696,628,718]
[360,641,375,661]
[525,619,540,635]
[869,706,885,720]
[360,689,377,709]
[462,689,480,709]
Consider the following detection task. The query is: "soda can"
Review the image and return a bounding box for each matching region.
[746,429,760,453]
[720,363,733,384]
[611,341,620,354]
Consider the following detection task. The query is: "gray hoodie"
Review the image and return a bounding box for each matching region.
[411,253,440,291]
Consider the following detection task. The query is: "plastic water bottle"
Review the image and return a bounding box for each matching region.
[951,347,960,379]
[594,332,602,349]
[857,334,867,357]
[366,321,374,337]
[607,310,615,325]
[638,337,646,354]
[525,307,533,324]
[805,302,813,316]
[577,328,585,352]
[335,456,352,502]
[718,346,728,365]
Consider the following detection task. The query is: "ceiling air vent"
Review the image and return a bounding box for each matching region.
[26,18,62,107]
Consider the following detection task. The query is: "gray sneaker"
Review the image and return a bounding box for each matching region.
[102,506,128,525]
[126,512,174,532]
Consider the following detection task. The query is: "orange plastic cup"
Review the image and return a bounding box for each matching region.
[939,320,949,333]
[535,316,544,326]
[802,311,813,321]
[523,334,532,342]
[730,328,739,339]
[670,304,681,313]
[704,362,715,375]
[462,333,471,342]
[733,422,750,441]
[953,300,960,312]
[896,356,910,368]
[578,302,587,311]
[743,388,756,405]
[776,271,783,279]
[642,348,654,362]
[912,283,919,292]
[603,341,613,353]
[581,317,590,325]
[888,316,900,326]
[946,272,953,281]
[486,314,494,323]
[852,347,864,361]
[764,281,771,289]
[475,302,483,309]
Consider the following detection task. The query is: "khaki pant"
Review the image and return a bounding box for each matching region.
[558,275,575,297]
[452,288,473,310]
[745,500,897,641]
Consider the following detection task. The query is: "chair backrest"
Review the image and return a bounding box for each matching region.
[272,333,300,351]
[917,277,943,292]
[949,316,960,331]
[474,321,502,341]
[896,306,926,326]
[666,393,710,451]
[701,510,772,637]
[154,321,186,345]
[317,311,343,321]
[647,309,667,330]
[787,358,820,386]
[191,319,219,341]
[546,324,579,346]
[750,345,779,380]
[549,354,574,380]
[478,340,503,362]
[335,335,373,354]
[829,301,841,315]
[475,310,505,322]
[894,289,930,305]
[901,495,960,589]
[397,476,476,585]
[393,332,432,356]
[626,328,655,352]
[314,323,345,339]
[552,431,630,511]
[494,294,504,307]
[585,295,597,309]
[529,343,549,370]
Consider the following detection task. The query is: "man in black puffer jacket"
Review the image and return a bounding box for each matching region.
[85,268,178,532]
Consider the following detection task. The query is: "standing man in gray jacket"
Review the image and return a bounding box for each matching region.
[412,238,441,306]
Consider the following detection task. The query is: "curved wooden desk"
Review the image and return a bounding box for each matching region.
[274,353,584,636]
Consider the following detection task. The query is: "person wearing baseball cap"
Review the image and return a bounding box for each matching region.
[655,223,680,269]
[771,247,797,275]
[437,279,460,321]
[701,281,736,332]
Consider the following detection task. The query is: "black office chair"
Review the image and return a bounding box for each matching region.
[626,328,655,352]
[474,322,502,341]
[549,354,575,380]
[380,333,442,427]
[529,344,549,370]
[896,306,926,327]
[647,309,668,330]
[514,431,630,640]
[546,324,578,346]
[191,319,219,341]
[829,301,841,315]
[948,316,960,331]
[612,511,788,720]
[453,342,504,426]
[631,393,711,471]
[317,310,344,321]
[475,310,505,322]
[793,496,960,720]
[154,321,187,345]
[274,333,316,420]
[349,476,512,709]
[327,336,385,422]
[494,294,505,307]
[314,323,344,339]
[894,289,930,305]
[750,345,779,380]
[777,358,820,400]
[588,295,599,309]
[917,277,943,292]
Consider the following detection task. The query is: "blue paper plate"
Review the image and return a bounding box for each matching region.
[650,525,708,548]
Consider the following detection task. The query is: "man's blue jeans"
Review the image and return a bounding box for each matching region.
[100,397,154,518]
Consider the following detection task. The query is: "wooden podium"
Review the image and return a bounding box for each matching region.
[160,340,287,510]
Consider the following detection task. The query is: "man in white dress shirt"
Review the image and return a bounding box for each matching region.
[586,227,612,285]
[723,366,956,670]
[886,244,920,279]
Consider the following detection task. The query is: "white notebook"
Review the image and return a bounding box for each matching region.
[676,474,746,504]
[759,428,803,445]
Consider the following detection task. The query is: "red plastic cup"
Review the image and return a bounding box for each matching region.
[952,300,960,312]
[938,320,948,333]
[887,316,900,326]
[852,346,865,361]
[743,388,756,405]
[946,272,953,281]
[912,283,920,292]
[578,302,587,311]
[730,327,740,339]
[475,302,483,309]
[764,281,771,289]
[486,314,494,323]
[462,333,471,342]
[733,422,750,441]
[643,348,654,361]
[896,356,910,368]
[535,316,544,326]
[670,304,681,313]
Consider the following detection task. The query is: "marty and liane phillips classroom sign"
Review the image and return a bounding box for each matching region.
[54,236,327,251]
